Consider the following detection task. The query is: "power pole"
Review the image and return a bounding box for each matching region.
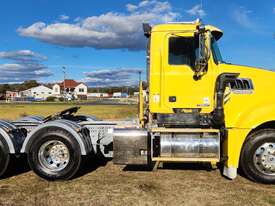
[62,66,66,96]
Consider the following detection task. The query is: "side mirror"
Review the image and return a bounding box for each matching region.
[143,23,151,38]
[194,26,210,78]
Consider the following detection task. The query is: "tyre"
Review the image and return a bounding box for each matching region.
[0,137,10,177]
[28,128,82,181]
[240,129,275,184]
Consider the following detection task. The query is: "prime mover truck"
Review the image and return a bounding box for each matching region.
[0,19,275,184]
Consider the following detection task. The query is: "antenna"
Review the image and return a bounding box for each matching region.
[200,0,204,21]
[62,66,66,80]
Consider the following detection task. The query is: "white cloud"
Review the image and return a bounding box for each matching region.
[17,1,179,50]
[0,63,52,83]
[0,50,47,62]
[233,6,254,28]
[186,4,206,18]
[126,4,138,12]
[84,68,142,87]
[0,50,52,83]
[59,14,70,21]
[273,8,275,13]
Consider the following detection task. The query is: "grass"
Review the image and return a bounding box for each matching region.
[0,103,137,120]
[0,162,275,206]
[265,196,275,205]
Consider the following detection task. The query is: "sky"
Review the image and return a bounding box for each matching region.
[0,0,274,87]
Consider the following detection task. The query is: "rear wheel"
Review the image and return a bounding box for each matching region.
[240,129,275,184]
[28,128,82,181]
[0,138,10,177]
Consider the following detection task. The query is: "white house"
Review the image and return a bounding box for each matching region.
[5,91,20,101]
[21,85,53,100]
[75,83,88,96]
[52,79,88,99]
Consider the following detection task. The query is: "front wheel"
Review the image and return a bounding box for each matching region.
[28,128,82,181]
[240,129,275,184]
[0,138,10,177]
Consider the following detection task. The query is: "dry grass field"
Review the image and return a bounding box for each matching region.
[0,103,137,120]
[0,103,274,206]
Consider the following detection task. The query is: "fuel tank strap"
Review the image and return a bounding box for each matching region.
[152,157,219,162]
[150,127,219,133]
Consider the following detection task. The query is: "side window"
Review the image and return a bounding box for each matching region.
[169,37,196,67]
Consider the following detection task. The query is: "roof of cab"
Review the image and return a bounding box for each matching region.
[151,21,223,40]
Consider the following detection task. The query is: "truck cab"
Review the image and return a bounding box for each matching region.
[139,20,275,183]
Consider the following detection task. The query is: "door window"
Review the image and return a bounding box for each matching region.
[168,37,196,68]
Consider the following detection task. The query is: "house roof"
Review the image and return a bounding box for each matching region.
[21,85,53,93]
[57,79,86,89]
[33,85,53,91]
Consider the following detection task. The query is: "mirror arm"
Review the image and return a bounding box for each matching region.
[194,29,210,78]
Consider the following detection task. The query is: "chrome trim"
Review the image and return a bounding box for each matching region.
[253,142,275,176]
[229,78,254,94]
[38,140,70,172]
[160,133,220,159]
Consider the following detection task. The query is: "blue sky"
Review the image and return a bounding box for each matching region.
[0,0,274,86]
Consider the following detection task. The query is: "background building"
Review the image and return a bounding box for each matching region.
[5,91,20,101]
[87,93,109,98]
[20,85,53,100]
[113,92,129,98]
[52,79,88,99]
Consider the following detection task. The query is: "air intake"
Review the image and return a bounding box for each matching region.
[229,78,254,93]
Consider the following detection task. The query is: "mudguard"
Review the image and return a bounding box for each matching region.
[21,119,92,155]
[0,120,24,154]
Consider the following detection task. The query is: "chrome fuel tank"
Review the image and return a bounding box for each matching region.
[160,133,220,159]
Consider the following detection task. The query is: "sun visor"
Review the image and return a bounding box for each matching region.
[205,25,223,40]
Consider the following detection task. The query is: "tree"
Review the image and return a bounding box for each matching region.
[22,80,39,90]
[0,84,11,94]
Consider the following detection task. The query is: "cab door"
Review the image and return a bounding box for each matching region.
[162,33,216,113]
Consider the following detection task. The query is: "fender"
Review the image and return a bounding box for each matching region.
[223,102,275,177]
[228,102,275,129]
[0,120,22,154]
[0,127,15,153]
[21,119,91,155]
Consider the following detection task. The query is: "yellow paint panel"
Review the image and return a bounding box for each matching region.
[148,22,275,170]
[223,128,250,168]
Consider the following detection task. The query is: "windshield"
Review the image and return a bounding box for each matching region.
[211,37,223,64]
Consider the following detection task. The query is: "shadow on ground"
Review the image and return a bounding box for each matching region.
[2,155,235,182]
[75,154,111,179]
[123,162,222,172]
[2,155,30,179]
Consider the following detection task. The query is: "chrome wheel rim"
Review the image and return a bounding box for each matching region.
[38,140,70,172]
[253,142,275,176]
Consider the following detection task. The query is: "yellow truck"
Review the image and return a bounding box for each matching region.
[0,19,274,184]
[138,19,275,184]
